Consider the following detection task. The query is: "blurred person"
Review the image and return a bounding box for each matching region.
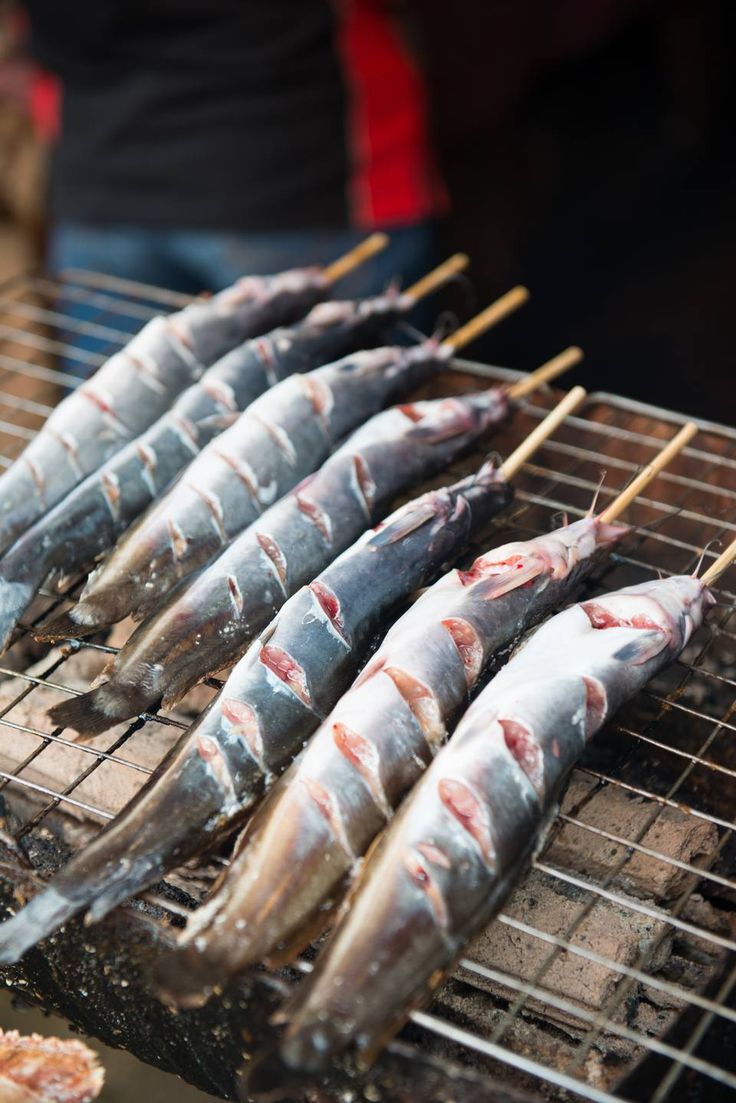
[20,0,446,309]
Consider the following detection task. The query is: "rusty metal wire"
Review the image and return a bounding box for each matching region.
[0,268,734,1103]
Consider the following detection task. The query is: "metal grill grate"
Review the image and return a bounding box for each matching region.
[0,269,734,1103]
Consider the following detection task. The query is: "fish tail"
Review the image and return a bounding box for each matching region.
[47,677,148,739]
[33,605,98,643]
[153,942,225,1010]
[0,885,79,964]
[0,548,46,652]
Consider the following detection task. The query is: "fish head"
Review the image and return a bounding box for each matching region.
[217,268,326,312]
[581,574,713,654]
[400,390,510,445]
[536,515,629,580]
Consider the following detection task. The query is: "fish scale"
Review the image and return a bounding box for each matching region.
[0,293,406,655]
[0,459,513,968]
[248,575,713,1092]
[155,517,628,995]
[45,342,453,650]
[0,267,327,555]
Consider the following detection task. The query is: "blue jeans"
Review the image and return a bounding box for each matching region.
[50,221,439,379]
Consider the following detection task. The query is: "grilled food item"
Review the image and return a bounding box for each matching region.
[157,515,627,999]
[0,463,512,964]
[0,268,327,555]
[42,341,451,672]
[45,390,508,731]
[0,1028,104,1103]
[0,291,407,653]
[247,573,713,1092]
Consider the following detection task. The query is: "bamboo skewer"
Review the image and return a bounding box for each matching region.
[322,233,389,284]
[507,346,584,400]
[702,536,736,587]
[404,253,469,302]
[500,387,587,480]
[441,286,530,352]
[599,422,698,523]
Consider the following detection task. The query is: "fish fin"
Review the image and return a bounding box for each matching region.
[0,886,79,964]
[47,681,140,740]
[369,502,437,546]
[471,561,545,600]
[153,943,223,1010]
[613,629,668,666]
[34,605,101,643]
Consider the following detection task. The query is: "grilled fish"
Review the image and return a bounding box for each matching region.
[159,516,628,995]
[47,342,455,736]
[248,573,713,1091]
[50,390,508,731]
[0,292,407,653]
[0,463,512,965]
[0,268,326,555]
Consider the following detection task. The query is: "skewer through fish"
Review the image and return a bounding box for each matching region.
[247,547,722,1094]
[0,359,575,964]
[46,342,574,740]
[0,456,517,965]
[39,287,529,646]
[2,257,466,654]
[0,261,340,556]
[157,411,695,1005]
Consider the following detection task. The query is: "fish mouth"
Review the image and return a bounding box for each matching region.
[593,518,631,549]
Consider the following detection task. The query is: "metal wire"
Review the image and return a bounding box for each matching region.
[0,273,734,1103]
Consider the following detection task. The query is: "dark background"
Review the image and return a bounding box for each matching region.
[417,0,735,423]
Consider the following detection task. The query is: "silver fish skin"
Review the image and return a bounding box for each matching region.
[165,516,628,981]
[253,574,713,1089]
[170,267,328,365]
[151,462,515,1008]
[0,268,325,556]
[0,292,408,653]
[47,343,454,736]
[0,464,512,968]
[53,390,508,725]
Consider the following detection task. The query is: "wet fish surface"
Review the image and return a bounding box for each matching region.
[158,516,628,996]
[0,268,326,554]
[247,574,713,1092]
[49,389,508,730]
[0,463,513,965]
[42,342,452,659]
[0,292,406,652]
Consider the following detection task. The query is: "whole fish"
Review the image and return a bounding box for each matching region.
[46,341,456,736]
[246,573,713,1092]
[156,514,628,1001]
[0,463,512,965]
[52,389,508,730]
[0,291,407,653]
[0,267,326,555]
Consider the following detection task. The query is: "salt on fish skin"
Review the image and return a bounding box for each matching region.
[43,341,453,674]
[0,460,512,968]
[0,266,327,555]
[249,574,712,1092]
[0,290,407,653]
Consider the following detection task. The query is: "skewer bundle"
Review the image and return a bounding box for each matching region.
[0,236,728,1102]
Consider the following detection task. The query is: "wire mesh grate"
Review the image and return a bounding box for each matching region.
[0,269,734,1103]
